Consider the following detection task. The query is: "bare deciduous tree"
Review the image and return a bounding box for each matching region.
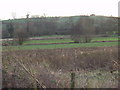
[13,21,29,45]
[71,16,95,43]
[14,28,28,45]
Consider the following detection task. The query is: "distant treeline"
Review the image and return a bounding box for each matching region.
[2,15,118,38]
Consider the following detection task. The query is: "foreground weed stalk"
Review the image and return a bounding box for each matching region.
[13,57,46,88]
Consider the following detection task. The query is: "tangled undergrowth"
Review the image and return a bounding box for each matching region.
[2,46,119,88]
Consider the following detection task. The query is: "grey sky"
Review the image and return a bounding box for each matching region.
[0,0,119,20]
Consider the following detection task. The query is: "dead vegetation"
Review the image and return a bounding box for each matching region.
[2,46,119,88]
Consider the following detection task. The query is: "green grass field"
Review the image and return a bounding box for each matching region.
[91,37,118,42]
[23,39,73,44]
[4,41,118,50]
[23,36,118,45]
[2,36,118,45]
[3,36,119,51]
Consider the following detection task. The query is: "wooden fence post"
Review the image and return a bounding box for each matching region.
[70,70,75,89]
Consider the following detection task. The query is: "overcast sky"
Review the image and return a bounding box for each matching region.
[0,0,119,20]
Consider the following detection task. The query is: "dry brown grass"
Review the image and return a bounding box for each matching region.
[2,46,119,88]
